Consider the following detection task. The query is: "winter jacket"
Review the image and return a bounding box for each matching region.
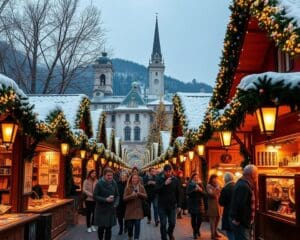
[186,181,206,215]
[230,177,254,228]
[219,181,235,230]
[93,177,119,227]
[124,184,147,220]
[206,183,220,217]
[83,178,97,201]
[144,174,157,201]
[116,180,127,218]
[156,173,182,210]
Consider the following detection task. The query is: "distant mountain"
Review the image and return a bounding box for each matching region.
[112,58,213,96]
[0,42,212,97]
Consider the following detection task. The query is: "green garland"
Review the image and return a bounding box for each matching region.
[97,112,107,147]
[75,97,93,138]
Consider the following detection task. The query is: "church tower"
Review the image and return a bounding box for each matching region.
[148,16,165,97]
[93,52,113,99]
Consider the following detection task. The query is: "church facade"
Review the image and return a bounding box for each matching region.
[91,17,172,167]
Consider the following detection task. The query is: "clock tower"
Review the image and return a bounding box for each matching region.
[148,16,165,97]
[93,52,113,99]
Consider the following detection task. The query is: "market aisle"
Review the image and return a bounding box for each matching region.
[60,214,228,240]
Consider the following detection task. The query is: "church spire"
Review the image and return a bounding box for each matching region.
[151,15,162,62]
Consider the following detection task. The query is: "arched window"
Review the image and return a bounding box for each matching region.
[134,127,140,141]
[100,74,106,86]
[124,127,131,141]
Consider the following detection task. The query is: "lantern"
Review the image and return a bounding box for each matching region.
[172,157,177,165]
[188,150,194,160]
[179,154,185,163]
[61,143,69,156]
[0,116,18,148]
[80,149,86,159]
[101,158,106,165]
[93,153,99,161]
[256,106,278,135]
[108,161,112,167]
[197,144,205,156]
[219,131,232,148]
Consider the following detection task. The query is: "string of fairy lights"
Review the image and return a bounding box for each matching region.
[0,86,128,167]
[147,0,300,168]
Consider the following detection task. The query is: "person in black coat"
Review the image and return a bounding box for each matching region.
[187,173,206,239]
[230,165,258,240]
[116,172,128,235]
[219,172,235,240]
[144,167,159,225]
[156,164,182,240]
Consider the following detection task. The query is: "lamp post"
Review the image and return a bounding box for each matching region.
[197,144,205,156]
[219,130,232,148]
[61,143,70,156]
[0,116,19,149]
[256,106,278,135]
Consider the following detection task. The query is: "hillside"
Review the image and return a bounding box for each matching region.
[0,42,212,97]
[112,58,213,95]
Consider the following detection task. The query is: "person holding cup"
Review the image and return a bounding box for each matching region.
[94,167,119,240]
[124,173,147,240]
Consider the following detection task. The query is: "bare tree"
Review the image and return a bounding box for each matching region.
[0,0,104,93]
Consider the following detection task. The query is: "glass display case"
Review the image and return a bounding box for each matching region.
[259,174,300,225]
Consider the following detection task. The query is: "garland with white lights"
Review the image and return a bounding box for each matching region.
[75,97,93,138]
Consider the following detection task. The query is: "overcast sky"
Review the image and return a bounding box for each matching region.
[82,0,231,86]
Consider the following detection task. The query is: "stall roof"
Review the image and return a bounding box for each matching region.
[28,94,87,128]
[0,74,26,98]
[90,109,103,138]
[177,92,211,130]
[278,0,300,27]
[160,131,171,153]
[238,71,300,90]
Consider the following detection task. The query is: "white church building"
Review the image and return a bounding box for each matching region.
[91,17,173,167]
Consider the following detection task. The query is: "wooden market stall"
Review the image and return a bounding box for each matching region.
[197,1,300,239]
[25,94,93,239]
[0,74,40,240]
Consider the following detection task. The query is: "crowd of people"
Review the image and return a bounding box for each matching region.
[82,164,258,240]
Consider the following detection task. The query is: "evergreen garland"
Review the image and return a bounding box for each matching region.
[97,112,107,148]
[75,97,93,138]
[110,129,116,154]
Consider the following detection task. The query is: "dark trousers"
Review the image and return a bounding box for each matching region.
[231,223,251,240]
[191,213,202,234]
[127,219,141,239]
[85,200,95,228]
[148,197,159,222]
[158,207,176,240]
[117,217,128,233]
[97,227,112,240]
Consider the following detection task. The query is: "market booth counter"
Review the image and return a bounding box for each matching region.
[257,174,300,240]
[23,145,74,239]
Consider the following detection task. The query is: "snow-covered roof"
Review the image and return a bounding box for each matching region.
[0,74,26,98]
[177,92,212,130]
[115,137,121,156]
[92,96,124,103]
[114,105,151,111]
[278,0,300,27]
[153,142,159,159]
[90,109,103,138]
[147,99,172,105]
[28,94,87,128]
[238,71,300,90]
[160,131,171,153]
[106,128,113,148]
